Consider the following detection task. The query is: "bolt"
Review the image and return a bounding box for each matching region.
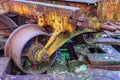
[62,31,70,38]
[41,54,50,62]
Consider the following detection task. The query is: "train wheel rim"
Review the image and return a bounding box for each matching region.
[5,24,56,74]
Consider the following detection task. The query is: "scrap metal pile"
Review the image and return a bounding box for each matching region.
[0,0,120,79]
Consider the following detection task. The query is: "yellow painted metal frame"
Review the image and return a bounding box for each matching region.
[0,0,100,62]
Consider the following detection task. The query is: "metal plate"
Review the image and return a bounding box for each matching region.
[87,53,120,65]
[96,38,120,45]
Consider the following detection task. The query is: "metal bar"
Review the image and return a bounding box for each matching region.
[87,53,120,65]
[99,45,120,55]
[0,0,80,32]
[62,0,101,3]
[96,38,120,45]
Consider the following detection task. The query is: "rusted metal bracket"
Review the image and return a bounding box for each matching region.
[35,28,97,62]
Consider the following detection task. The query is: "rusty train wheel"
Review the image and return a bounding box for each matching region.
[83,32,100,44]
[5,24,56,74]
[72,32,100,44]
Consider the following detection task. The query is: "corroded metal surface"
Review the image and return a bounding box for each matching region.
[97,0,120,21]
[34,0,98,17]
[5,24,47,57]
[0,0,120,74]
[0,0,102,63]
[1,0,119,63]
[5,24,57,74]
[0,0,80,32]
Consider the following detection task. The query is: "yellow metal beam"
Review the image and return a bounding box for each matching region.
[0,9,8,15]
